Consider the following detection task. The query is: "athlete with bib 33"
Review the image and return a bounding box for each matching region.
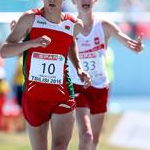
[68,0,144,150]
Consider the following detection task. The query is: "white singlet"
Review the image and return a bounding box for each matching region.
[68,18,109,88]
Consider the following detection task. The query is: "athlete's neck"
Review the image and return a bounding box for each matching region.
[78,13,94,36]
[42,8,62,24]
[78,12,94,26]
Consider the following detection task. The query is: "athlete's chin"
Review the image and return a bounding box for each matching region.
[45,6,56,12]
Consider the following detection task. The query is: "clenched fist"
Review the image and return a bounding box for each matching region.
[31,35,51,48]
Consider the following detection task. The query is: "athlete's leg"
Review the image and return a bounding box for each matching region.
[26,121,49,150]
[90,113,105,150]
[50,111,75,150]
[76,108,93,150]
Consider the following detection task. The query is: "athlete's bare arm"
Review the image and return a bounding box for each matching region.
[69,19,91,88]
[102,19,144,53]
[73,18,84,38]
[68,40,81,71]
[68,40,91,88]
[0,13,51,58]
[69,18,83,73]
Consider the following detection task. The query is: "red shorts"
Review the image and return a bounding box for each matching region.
[22,93,75,126]
[74,84,109,114]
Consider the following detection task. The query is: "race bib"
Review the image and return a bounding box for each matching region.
[80,51,104,81]
[29,52,65,84]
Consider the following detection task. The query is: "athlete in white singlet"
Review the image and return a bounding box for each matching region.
[69,0,144,150]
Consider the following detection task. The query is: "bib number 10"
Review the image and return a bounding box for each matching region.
[42,63,55,74]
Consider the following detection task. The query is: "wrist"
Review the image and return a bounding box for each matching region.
[23,40,33,49]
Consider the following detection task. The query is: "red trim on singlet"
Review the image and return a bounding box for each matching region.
[63,14,76,23]
[25,8,76,23]
[79,44,105,54]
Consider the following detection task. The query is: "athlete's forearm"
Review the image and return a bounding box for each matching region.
[69,52,82,70]
[68,42,83,71]
[0,41,32,58]
[117,31,134,47]
[115,31,144,52]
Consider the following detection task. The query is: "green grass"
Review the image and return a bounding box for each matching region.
[0,114,139,150]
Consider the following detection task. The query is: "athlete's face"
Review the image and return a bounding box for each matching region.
[42,0,64,10]
[72,0,97,13]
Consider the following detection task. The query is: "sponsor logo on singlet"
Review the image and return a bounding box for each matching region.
[37,20,47,25]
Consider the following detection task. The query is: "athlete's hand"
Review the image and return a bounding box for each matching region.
[10,20,17,31]
[77,69,91,89]
[31,35,51,48]
[128,33,145,53]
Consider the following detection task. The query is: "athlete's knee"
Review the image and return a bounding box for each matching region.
[52,139,69,150]
[80,131,93,145]
[93,135,100,146]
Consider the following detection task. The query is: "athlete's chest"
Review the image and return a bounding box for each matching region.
[76,30,105,53]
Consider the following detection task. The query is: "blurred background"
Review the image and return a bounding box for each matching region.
[0,0,150,150]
